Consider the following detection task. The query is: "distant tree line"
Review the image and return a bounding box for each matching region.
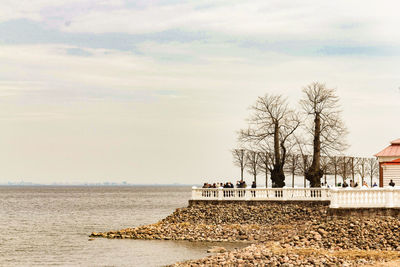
[232,149,379,187]
[232,82,379,188]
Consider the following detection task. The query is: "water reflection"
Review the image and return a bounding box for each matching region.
[0,186,248,266]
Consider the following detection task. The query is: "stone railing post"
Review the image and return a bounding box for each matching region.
[192,186,197,200]
[282,189,287,201]
[385,187,394,208]
[322,188,329,201]
[218,187,223,201]
[245,188,251,200]
[330,188,339,208]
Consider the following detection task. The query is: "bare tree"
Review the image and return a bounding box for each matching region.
[320,156,331,185]
[257,150,273,188]
[356,157,368,185]
[295,154,312,187]
[350,157,356,182]
[329,156,340,186]
[285,153,300,188]
[232,149,247,181]
[337,156,352,184]
[293,134,313,187]
[300,82,348,187]
[367,158,379,186]
[240,94,300,187]
[246,150,261,183]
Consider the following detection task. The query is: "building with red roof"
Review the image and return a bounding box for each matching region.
[375,138,400,187]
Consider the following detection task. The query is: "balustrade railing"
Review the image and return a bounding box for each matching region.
[329,187,400,208]
[191,187,330,201]
[192,187,400,208]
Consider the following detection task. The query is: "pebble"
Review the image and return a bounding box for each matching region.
[90,202,400,266]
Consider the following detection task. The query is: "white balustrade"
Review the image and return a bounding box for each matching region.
[192,186,400,208]
[329,187,400,208]
[191,187,330,201]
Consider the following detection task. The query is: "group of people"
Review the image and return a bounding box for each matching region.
[202,180,396,189]
[337,180,396,188]
[338,180,362,188]
[201,182,234,188]
[202,180,257,189]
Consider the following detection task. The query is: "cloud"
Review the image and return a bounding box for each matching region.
[0,44,177,104]
[1,1,399,59]
[0,1,399,182]
[0,19,209,53]
[0,0,124,23]
[1,42,398,108]
[54,0,400,46]
[66,47,93,56]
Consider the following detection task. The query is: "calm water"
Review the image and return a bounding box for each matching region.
[0,186,243,267]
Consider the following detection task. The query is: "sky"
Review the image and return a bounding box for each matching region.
[0,0,399,185]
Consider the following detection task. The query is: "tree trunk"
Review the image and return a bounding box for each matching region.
[273,123,281,166]
[343,157,346,183]
[306,114,323,187]
[292,171,295,188]
[265,152,268,188]
[270,123,285,187]
[271,164,285,188]
[334,161,337,186]
[240,166,244,181]
[303,155,307,188]
[292,154,295,188]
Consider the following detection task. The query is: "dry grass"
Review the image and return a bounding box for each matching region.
[266,242,400,262]
[271,224,294,230]
[365,259,400,266]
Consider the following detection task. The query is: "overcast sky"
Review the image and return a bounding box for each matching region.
[0,0,399,184]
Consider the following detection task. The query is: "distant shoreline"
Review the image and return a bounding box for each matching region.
[0,184,197,187]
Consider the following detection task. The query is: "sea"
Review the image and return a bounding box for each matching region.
[0,186,243,267]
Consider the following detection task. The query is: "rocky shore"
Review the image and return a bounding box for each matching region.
[169,243,400,266]
[91,202,400,266]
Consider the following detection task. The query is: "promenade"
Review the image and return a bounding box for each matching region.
[192,186,400,209]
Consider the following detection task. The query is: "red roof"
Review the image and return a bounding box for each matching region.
[391,138,400,145]
[375,139,400,157]
[382,158,400,165]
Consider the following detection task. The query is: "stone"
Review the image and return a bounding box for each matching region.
[91,202,400,267]
[207,246,227,253]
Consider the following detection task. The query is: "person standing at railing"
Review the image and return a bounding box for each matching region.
[251,181,256,197]
[223,182,228,197]
[236,181,240,188]
[389,180,396,187]
[202,183,208,188]
[228,182,234,197]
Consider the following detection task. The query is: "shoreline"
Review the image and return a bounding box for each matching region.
[91,202,400,266]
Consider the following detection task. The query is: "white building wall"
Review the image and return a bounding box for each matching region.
[382,165,400,187]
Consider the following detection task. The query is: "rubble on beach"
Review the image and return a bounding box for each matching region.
[91,202,400,266]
